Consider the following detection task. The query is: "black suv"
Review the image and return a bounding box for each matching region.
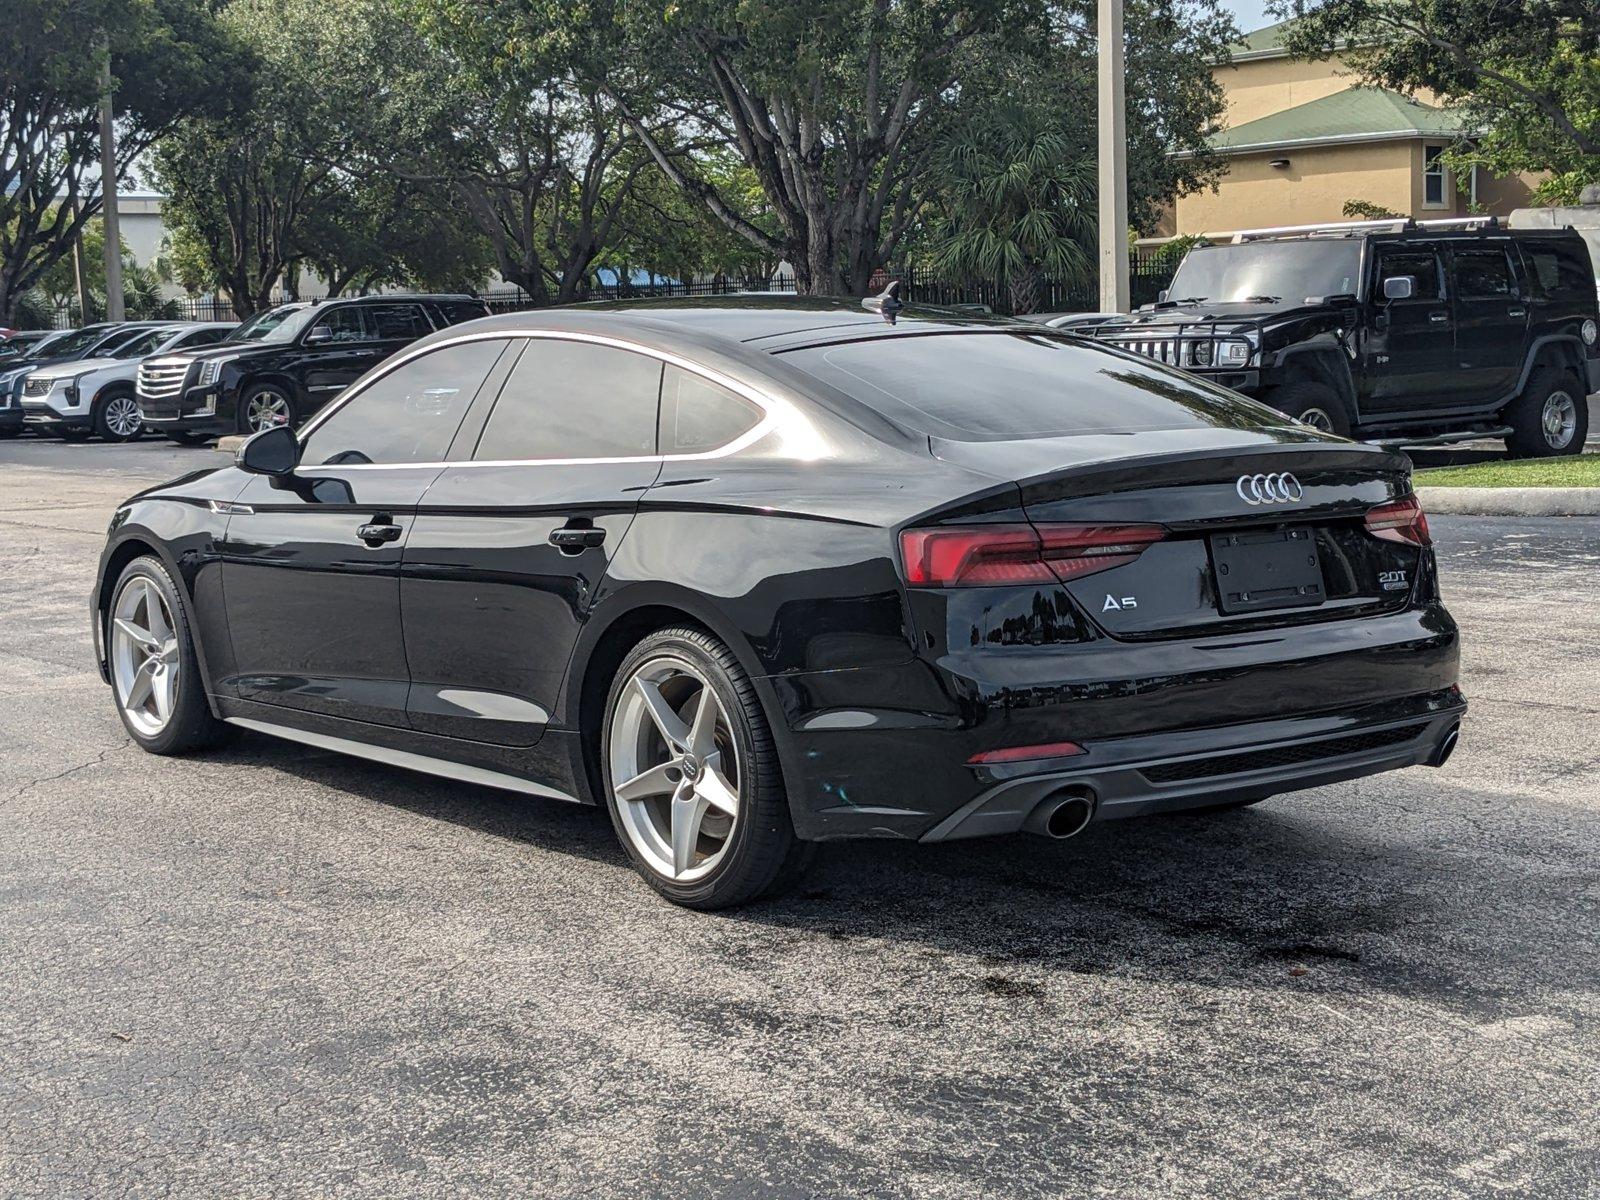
[137,294,491,443]
[1085,222,1600,456]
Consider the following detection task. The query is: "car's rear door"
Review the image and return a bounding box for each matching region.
[1363,242,1455,416]
[1448,240,1527,404]
[218,337,511,728]
[399,335,664,746]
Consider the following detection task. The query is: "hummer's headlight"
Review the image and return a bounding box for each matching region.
[1218,340,1253,365]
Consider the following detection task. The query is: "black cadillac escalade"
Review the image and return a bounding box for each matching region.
[1084,222,1600,456]
[138,294,490,443]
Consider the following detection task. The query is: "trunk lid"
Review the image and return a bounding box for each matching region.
[928,433,1422,639]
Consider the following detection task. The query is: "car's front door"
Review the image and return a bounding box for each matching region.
[400,336,665,746]
[300,305,385,407]
[217,337,511,728]
[1363,243,1456,416]
[1448,242,1528,405]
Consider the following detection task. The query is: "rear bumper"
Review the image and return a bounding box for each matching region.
[918,691,1463,840]
[766,601,1460,841]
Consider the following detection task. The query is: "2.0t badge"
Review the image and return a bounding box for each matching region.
[1236,472,1304,506]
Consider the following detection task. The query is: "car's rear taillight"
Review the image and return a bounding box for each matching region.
[899,523,1166,588]
[1364,495,1431,546]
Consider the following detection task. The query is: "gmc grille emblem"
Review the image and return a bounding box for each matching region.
[1236,472,1304,505]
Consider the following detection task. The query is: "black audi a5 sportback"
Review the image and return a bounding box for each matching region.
[93,298,1464,908]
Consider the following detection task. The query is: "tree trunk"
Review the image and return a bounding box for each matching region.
[1008,261,1040,316]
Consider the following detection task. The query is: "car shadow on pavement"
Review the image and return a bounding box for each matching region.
[230,731,1569,1014]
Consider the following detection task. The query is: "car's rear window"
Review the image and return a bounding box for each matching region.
[781,332,1282,440]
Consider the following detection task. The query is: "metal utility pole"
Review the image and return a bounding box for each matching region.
[1097,0,1130,314]
[98,44,125,322]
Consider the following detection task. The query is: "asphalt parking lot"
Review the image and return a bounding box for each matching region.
[2,436,1598,1199]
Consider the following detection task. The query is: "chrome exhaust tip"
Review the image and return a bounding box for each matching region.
[1024,787,1097,840]
[1427,725,1460,768]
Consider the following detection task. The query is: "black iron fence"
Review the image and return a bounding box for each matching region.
[36,251,1177,329]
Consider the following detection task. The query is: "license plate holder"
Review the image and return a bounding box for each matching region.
[1210,528,1324,615]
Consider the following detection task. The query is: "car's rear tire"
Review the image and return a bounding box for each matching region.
[600,626,807,909]
[93,389,144,442]
[1504,367,1587,458]
[107,555,229,755]
[1270,381,1353,437]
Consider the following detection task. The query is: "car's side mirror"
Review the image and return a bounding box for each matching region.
[236,425,300,478]
[1157,289,1170,304]
[303,325,332,345]
[1382,276,1415,302]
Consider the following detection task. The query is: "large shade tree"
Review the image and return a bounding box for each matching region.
[0,0,235,322]
[1278,0,1600,200]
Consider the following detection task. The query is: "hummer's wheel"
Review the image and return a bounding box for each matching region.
[1270,381,1353,438]
[1505,367,1587,458]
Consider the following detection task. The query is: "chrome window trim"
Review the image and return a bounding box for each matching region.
[293,327,787,471]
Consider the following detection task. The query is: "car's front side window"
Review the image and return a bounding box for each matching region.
[300,339,509,466]
[1377,249,1444,301]
[473,339,662,460]
[309,307,369,344]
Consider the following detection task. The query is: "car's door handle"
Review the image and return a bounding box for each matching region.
[549,524,606,552]
[1508,307,1527,318]
[357,520,403,547]
[1429,311,1450,324]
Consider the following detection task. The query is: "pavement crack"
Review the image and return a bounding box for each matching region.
[5,738,132,808]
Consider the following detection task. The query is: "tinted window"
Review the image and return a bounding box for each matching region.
[301,339,507,465]
[113,329,170,358]
[1454,248,1513,298]
[310,307,368,343]
[476,339,661,460]
[659,366,762,453]
[174,327,230,349]
[368,303,431,340]
[1377,249,1443,301]
[431,300,490,326]
[784,333,1282,441]
[1522,245,1593,299]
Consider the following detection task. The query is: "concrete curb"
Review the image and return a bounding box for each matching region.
[215,436,245,455]
[1417,486,1600,516]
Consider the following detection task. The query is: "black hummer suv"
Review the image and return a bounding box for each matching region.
[1085,222,1600,456]
[138,293,490,443]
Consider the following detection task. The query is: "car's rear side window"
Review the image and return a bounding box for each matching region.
[781,332,1280,440]
[659,365,763,453]
[1522,245,1593,299]
[475,339,662,460]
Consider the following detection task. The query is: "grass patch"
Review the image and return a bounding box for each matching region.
[1413,453,1600,488]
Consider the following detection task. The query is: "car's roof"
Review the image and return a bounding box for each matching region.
[573,294,1021,346]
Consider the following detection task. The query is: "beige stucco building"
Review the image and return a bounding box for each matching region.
[1161,22,1540,237]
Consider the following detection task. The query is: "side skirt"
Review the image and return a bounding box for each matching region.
[222,713,583,804]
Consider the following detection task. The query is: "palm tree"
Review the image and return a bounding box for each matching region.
[928,104,1096,315]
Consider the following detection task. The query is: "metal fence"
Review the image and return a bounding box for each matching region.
[37,252,1177,329]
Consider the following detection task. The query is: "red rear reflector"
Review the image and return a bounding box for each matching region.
[900,523,1166,588]
[968,741,1086,765]
[1365,495,1431,546]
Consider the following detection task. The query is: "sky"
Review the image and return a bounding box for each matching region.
[1223,0,1275,36]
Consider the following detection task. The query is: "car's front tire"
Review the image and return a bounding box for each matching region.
[1270,381,1353,437]
[93,389,145,442]
[1505,367,1587,458]
[600,626,810,909]
[239,383,297,434]
[107,555,228,755]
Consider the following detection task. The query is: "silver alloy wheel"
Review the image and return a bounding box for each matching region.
[608,656,741,882]
[110,575,179,737]
[1298,407,1335,432]
[246,389,292,432]
[1541,390,1578,449]
[105,395,143,438]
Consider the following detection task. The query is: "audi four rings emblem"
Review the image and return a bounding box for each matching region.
[1236,472,1304,505]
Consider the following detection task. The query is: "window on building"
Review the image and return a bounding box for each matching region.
[1423,145,1449,209]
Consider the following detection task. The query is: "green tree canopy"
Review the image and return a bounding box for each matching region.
[1278,0,1600,201]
